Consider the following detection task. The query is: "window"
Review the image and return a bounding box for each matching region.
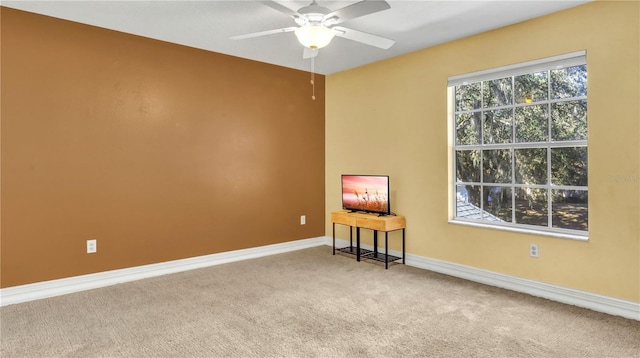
[450,51,588,238]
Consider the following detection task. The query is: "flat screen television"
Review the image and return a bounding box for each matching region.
[341,174,390,216]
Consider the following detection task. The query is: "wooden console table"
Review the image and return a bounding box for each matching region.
[331,210,406,269]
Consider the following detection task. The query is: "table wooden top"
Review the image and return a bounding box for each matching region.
[331,210,405,231]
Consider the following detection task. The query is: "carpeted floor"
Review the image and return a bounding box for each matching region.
[1,246,639,357]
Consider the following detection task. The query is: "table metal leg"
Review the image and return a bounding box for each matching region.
[332,223,335,255]
[373,230,378,258]
[385,232,389,269]
[356,227,361,262]
[402,228,405,264]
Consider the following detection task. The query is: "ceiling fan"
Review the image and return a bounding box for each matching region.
[231,0,395,59]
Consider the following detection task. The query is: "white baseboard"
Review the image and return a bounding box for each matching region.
[330,237,640,321]
[3,235,638,321]
[0,236,327,307]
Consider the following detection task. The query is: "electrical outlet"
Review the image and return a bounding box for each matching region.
[529,243,539,258]
[300,215,306,225]
[87,239,97,254]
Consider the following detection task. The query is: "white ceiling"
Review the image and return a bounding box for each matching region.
[3,0,592,75]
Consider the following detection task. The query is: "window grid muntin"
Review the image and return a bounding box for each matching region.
[453,64,587,236]
[456,95,587,115]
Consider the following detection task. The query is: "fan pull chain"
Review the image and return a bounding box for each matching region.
[310,54,316,100]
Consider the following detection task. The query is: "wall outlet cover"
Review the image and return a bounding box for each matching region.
[87,239,97,254]
[529,243,539,258]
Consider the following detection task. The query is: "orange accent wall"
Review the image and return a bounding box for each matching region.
[0,7,326,288]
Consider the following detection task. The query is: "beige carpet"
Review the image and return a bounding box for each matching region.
[1,246,639,357]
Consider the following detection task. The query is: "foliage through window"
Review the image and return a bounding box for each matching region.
[450,52,588,237]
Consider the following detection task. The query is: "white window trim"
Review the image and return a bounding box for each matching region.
[448,50,586,87]
[449,51,588,240]
[448,219,588,241]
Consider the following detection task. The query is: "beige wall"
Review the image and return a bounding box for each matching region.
[1,8,325,288]
[326,1,639,302]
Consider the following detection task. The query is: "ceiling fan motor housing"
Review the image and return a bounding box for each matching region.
[296,1,332,26]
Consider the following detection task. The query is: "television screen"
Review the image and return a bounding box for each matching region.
[341,175,390,215]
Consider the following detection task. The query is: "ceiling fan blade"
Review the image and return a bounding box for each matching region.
[324,0,390,25]
[303,47,318,59]
[230,27,297,40]
[332,26,395,49]
[259,1,299,18]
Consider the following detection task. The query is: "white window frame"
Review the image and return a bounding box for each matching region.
[448,51,588,241]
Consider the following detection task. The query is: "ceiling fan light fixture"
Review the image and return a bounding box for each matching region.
[295,25,334,49]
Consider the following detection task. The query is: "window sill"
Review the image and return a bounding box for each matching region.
[448,219,589,242]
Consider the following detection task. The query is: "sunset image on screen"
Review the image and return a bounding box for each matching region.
[342,175,389,214]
